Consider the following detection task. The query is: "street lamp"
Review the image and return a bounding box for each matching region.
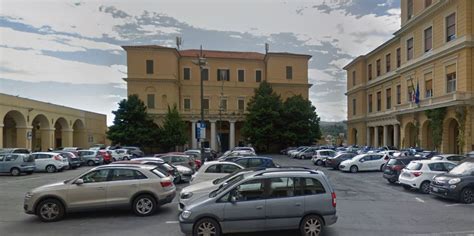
[192,45,208,163]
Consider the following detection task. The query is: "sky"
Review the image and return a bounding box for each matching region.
[0,0,401,125]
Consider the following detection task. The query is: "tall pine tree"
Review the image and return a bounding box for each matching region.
[160,104,188,151]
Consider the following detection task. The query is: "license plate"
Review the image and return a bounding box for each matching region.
[432,187,438,192]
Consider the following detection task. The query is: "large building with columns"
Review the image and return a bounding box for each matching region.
[0,93,108,151]
[344,0,473,154]
[122,45,311,152]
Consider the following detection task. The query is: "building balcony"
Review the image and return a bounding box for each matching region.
[394,91,473,114]
[148,108,247,120]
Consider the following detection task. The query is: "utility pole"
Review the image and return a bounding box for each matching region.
[193,45,207,163]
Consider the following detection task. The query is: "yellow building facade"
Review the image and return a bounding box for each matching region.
[0,93,108,151]
[345,0,473,154]
[123,45,311,151]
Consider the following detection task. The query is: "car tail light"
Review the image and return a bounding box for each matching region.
[413,172,423,177]
[160,180,173,188]
[331,192,336,208]
[393,165,403,171]
[53,155,61,161]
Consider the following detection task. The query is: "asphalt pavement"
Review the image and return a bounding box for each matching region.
[0,155,473,236]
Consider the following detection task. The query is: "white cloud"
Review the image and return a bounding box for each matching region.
[329,58,353,70]
[0,47,126,84]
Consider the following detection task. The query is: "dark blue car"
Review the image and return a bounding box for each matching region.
[233,156,278,168]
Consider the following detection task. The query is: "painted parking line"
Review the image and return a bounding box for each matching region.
[166,221,179,224]
[410,230,474,235]
[415,197,425,203]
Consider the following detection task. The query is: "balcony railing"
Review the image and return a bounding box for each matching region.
[394,91,472,111]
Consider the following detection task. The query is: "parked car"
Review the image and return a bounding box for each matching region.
[218,151,255,161]
[280,147,297,155]
[297,147,319,160]
[325,153,357,170]
[161,155,196,170]
[190,161,244,184]
[110,149,132,161]
[0,153,35,176]
[77,150,104,166]
[31,152,68,173]
[0,148,30,154]
[431,154,467,165]
[124,157,183,184]
[311,149,337,166]
[430,161,474,204]
[122,146,144,158]
[418,151,439,159]
[184,150,201,160]
[233,156,278,168]
[399,160,457,194]
[287,146,308,158]
[62,147,82,152]
[290,147,310,158]
[339,154,388,173]
[382,156,423,184]
[56,151,82,169]
[179,168,337,236]
[466,151,474,158]
[24,164,176,222]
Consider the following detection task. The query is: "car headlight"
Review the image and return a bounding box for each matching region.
[181,210,192,219]
[448,178,461,185]
[181,192,193,199]
[25,192,34,199]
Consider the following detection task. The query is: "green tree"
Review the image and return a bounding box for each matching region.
[281,95,321,146]
[242,81,283,152]
[107,94,161,148]
[160,104,188,151]
[425,107,446,151]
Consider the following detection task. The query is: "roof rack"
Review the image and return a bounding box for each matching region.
[254,168,319,176]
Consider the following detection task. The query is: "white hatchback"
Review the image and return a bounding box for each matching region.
[339,153,388,173]
[31,152,68,173]
[399,160,457,193]
[190,161,244,184]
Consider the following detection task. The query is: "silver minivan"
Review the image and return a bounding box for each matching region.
[0,153,35,176]
[179,169,337,236]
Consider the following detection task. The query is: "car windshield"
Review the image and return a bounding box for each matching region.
[431,156,443,160]
[209,173,245,198]
[449,162,474,176]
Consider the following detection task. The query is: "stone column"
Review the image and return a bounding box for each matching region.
[191,120,197,149]
[61,128,74,147]
[229,120,236,150]
[16,126,33,150]
[366,127,371,146]
[374,126,379,148]
[40,128,55,151]
[210,120,217,151]
[383,125,388,147]
[0,124,3,149]
[394,124,400,149]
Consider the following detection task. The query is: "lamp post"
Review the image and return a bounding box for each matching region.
[192,45,208,163]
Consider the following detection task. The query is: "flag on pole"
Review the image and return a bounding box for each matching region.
[415,80,420,104]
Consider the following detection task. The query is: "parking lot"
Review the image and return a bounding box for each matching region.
[0,154,473,236]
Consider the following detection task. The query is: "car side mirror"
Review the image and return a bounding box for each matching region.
[359,159,364,163]
[75,179,84,185]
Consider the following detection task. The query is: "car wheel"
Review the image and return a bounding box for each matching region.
[132,194,157,216]
[45,165,56,173]
[193,218,221,236]
[350,165,358,173]
[36,199,65,222]
[402,185,411,190]
[420,181,431,194]
[113,158,117,162]
[460,188,474,204]
[380,164,385,172]
[300,214,323,236]
[387,179,396,184]
[87,160,95,166]
[316,160,323,166]
[10,168,21,176]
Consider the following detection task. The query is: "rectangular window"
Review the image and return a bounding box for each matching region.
[352,99,356,116]
[352,71,356,86]
[396,48,401,68]
[386,54,391,72]
[446,72,456,93]
[201,68,209,81]
[386,88,392,110]
[147,94,155,109]
[184,98,191,111]
[407,0,413,20]
[425,0,432,8]
[286,66,293,79]
[397,84,401,104]
[424,27,432,52]
[376,59,381,77]
[217,69,230,81]
[146,60,154,74]
[407,38,414,61]
[220,99,227,112]
[183,68,191,80]
[255,70,262,82]
[202,99,209,110]
[424,72,433,98]
[238,99,245,112]
[368,64,372,80]
[269,177,295,198]
[377,91,381,111]
[368,94,373,113]
[238,69,245,82]
[446,13,456,42]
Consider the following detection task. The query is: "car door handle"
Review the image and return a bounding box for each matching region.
[295,203,301,207]
[256,206,263,210]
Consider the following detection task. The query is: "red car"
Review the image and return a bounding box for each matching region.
[99,150,112,164]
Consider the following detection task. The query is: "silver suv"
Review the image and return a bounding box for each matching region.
[24,164,176,222]
[179,169,337,236]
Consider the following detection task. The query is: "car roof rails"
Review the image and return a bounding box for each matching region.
[254,168,319,176]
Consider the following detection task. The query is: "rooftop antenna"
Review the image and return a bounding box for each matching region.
[265,43,269,53]
[176,36,182,50]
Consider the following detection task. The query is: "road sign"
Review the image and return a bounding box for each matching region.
[196,122,206,140]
